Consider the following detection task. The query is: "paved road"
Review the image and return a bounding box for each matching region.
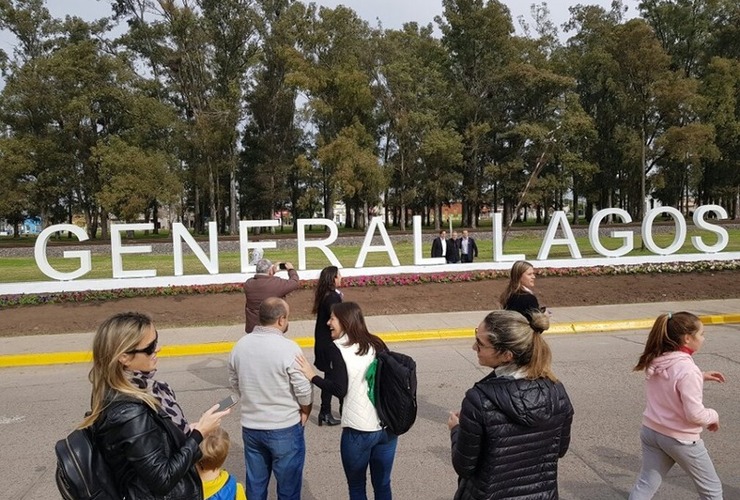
[2,325,738,500]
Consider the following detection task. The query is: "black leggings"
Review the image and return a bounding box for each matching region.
[320,364,343,414]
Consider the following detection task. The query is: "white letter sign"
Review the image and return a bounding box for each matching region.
[111,223,156,278]
[588,208,634,257]
[297,218,341,270]
[355,217,400,267]
[34,224,91,280]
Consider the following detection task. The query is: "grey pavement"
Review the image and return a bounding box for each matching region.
[2,299,740,365]
[1,298,739,500]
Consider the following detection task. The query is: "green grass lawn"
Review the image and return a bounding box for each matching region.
[1,228,738,283]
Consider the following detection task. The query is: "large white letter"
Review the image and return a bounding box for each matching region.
[34,224,91,280]
[692,205,729,253]
[588,208,634,257]
[537,211,582,260]
[238,220,279,272]
[172,221,219,276]
[642,207,686,255]
[492,212,525,262]
[412,215,446,265]
[297,218,341,270]
[355,217,400,267]
[110,223,156,278]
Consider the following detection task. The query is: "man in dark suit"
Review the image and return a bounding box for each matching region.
[431,230,447,259]
[458,230,479,263]
[447,230,461,263]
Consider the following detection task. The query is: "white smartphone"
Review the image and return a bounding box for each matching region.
[214,394,238,412]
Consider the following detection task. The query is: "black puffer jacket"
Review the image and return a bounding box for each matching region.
[94,396,204,500]
[450,372,573,500]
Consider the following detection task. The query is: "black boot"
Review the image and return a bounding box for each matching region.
[318,411,340,426]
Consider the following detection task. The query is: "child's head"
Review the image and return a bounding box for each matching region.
[198,427,230,471]
[634,311,702,371]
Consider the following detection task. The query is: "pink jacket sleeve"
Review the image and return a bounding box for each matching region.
[676,368,719,427]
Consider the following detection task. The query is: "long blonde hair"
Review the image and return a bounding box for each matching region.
[481,309,556,381]
[81,312,159,428]
[499,260,534,307]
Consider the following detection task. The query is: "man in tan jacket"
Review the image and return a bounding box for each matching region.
[243,259,300,333]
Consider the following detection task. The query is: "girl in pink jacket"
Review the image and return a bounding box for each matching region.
[629,311,725,500]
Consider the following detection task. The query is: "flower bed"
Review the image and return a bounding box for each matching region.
[1,260,738,308]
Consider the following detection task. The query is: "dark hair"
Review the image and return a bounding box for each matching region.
[259,297,288,326]
[312,266,339,315]
[331,302,386,356]
[499,260,534,308]
[480,310,556,381]
[634,312,701,371]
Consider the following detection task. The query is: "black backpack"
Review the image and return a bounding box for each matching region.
[55,426,120,500]
[373,350,418,435]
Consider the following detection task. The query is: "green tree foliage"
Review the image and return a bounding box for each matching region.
[1,0,738,236]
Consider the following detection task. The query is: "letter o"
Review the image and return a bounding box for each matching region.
[641,207,686,255]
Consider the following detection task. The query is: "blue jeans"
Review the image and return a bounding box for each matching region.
[340,427,398,500]
[242,423,305,500]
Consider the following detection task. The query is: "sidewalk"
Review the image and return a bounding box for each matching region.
[2,298,739,368]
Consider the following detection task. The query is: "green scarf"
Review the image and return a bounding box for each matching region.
[365,358,378,405]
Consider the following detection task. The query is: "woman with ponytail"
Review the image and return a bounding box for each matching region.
[312,265,343,426]
[82,312,229,499]
[447,310,573,500]
[629,312,725,500]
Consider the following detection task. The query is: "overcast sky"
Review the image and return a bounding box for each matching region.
[1,0,641,54]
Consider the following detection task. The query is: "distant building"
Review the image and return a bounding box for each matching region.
[22,217,42,235]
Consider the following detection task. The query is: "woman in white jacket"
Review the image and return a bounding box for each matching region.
[297,301,396,500]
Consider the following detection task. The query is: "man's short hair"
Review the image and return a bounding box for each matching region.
[255,258,272,274]
[259,297,289,326]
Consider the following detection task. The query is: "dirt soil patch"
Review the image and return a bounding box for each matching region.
[1,270,739,336]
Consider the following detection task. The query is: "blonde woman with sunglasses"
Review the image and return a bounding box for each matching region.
[80,311,230,499]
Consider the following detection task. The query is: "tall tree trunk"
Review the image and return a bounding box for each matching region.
[208,159,217,232]
[230,166,237,235]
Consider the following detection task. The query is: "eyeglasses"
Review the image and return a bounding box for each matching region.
[127,331,159,356]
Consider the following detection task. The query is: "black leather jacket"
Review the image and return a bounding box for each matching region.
[94,395,204,500]
[451,372,573,500]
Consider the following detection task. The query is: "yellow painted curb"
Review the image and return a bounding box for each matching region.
[2,314,738,368]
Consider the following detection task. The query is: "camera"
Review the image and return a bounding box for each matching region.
[278,262,287,270]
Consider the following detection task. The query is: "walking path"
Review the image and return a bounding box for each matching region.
[2,298,739,368]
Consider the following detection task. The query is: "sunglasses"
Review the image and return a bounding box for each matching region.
[473,328,495,351]
[127,330,159,356]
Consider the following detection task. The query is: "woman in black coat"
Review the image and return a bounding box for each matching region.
[448,310,573,500]
[81,312,229,499]
[500,260,543,320]
[313,265,343,426]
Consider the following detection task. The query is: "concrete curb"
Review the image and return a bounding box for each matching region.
[2,313,739,369]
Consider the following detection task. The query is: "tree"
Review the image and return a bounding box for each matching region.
[94,137,181,222]
[298,5,377,223]
[436,0,516,228]
[240,0,305,229]
[374,23,451,230]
